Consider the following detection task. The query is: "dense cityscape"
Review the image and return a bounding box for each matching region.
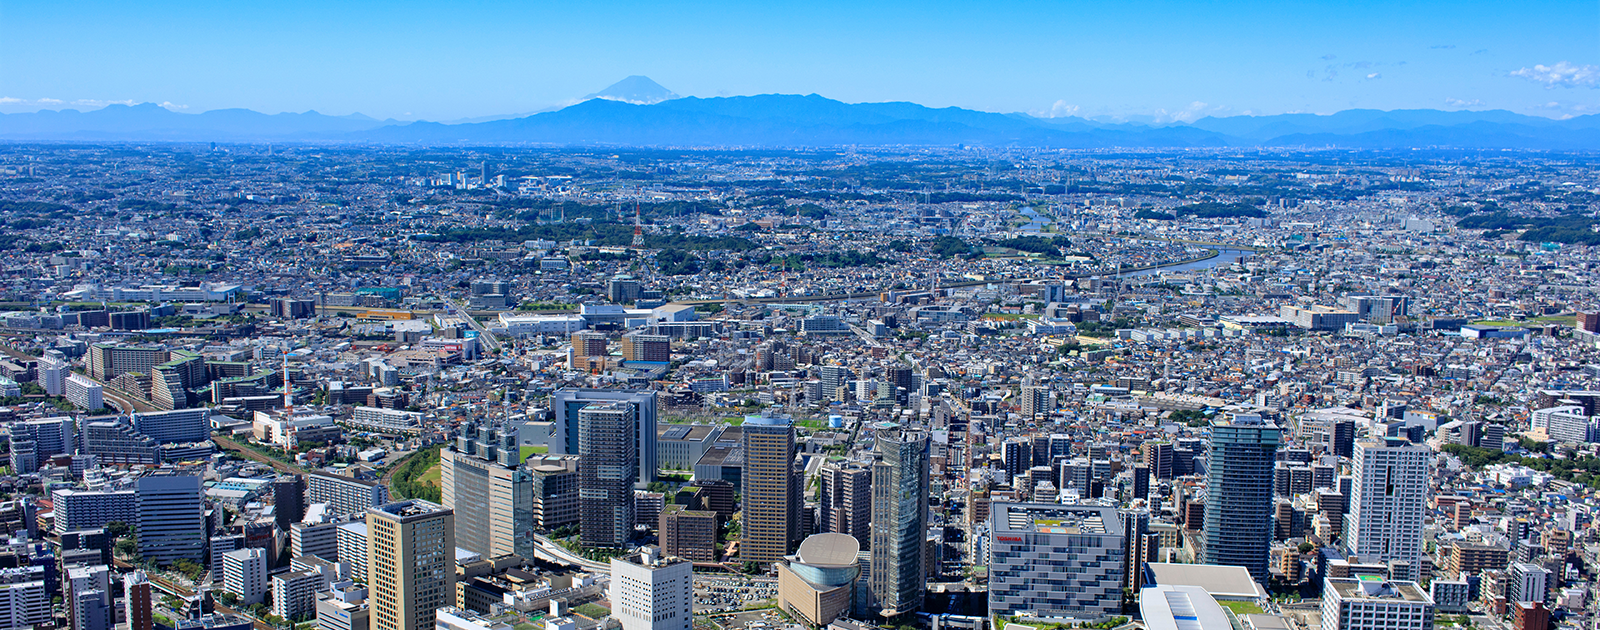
[0,143,1597,630]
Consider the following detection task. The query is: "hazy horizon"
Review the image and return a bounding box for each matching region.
[3,0,1597,122]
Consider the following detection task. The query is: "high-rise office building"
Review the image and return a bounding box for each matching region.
[742,415,798,563]
[988,503,1125,621]
[441,423,534,559]
[579,402,639,548]
[1202,415,1281,581]
[659,504,719,562]
[135,473,206,566]
[1321,578,1435,630]
[552,388,658,486]
[367,500,455,630]
[819,462,871,546]
[610,547,693,630]
[531,464,580,531]
[1344,438,1432,582]
[869,426,930,617]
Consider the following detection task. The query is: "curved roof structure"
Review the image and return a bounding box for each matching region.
[796,533,860,567]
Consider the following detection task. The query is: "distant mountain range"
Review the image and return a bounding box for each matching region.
[5,76,1600,149]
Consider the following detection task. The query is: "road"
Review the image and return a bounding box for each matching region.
[452,299,504,354]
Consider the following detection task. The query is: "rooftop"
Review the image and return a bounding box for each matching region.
[1325,578,1432,603]
[992,502,1119,535]
[1145,563,1269,601]
[1140,584,1233,630]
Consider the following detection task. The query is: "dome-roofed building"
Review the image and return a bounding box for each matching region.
[776,533,862,626]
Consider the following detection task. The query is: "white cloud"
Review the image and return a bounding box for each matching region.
[0,97,19,104]
[1030,100,1080,118]
[1367,73,1382,80]
[1444,98,1483,108]
[158,101,188,111]
[1154,101,1227,124]
[37,98,63,104]
[1510,61,1600,88]
[71,98,136,108]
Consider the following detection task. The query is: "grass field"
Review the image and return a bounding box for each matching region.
[575,603,611,619]
[520,445,548,460]
[417,462,441,487]
[1219,601,1264,615]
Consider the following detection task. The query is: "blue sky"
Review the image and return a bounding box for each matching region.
[2,0,1597,121]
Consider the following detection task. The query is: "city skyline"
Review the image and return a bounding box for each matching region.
[2,0,1596,121]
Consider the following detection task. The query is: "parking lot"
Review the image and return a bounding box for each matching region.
[702,608,804,630]
[693,577,778,614]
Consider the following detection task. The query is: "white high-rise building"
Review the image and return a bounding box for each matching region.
[609,547,693,630]
[0,575,47,629]
[336,521,369,582]
[37,356,68,397]
[1343,439,1432,582]
[65,374,103,411]
[222,548,268,605]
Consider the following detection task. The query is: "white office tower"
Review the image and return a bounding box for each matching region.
[1343,438,1432,582]
[609,547,693,630]
[222,547,269,605]
[1321,578,1434,630]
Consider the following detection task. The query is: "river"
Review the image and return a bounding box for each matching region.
[1124,248,1252,277]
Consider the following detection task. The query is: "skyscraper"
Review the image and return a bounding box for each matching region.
[869,426,930,617]
[580,402,639,548]
[135,473,206,566]
[741,415,798,562]
[367,500,455,630]
[1202,414,1281,582]
[441,422,535,559]
[819,462,871,546]
[552,388,657,486]
[1344,438,1432,582]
